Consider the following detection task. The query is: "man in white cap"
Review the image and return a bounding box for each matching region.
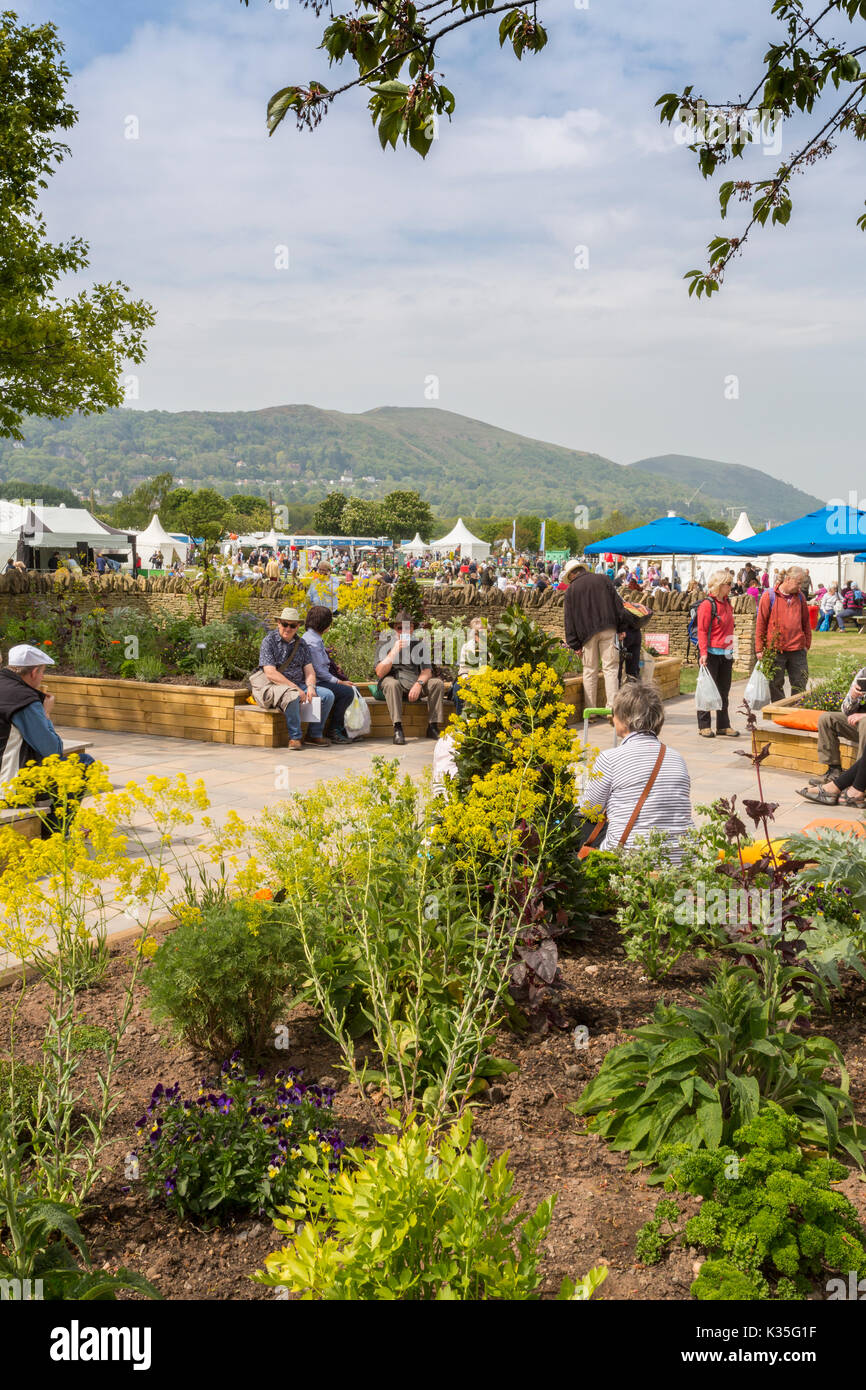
[0,644,95,789]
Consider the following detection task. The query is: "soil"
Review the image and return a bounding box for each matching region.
[3,919,866,1302]
[53,664,245,689]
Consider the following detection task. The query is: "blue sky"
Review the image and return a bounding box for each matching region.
[17,0,866,500]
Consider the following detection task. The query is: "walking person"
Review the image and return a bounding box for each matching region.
[563,561,635,712]
[695,570,738,739]
[754,566,812,704]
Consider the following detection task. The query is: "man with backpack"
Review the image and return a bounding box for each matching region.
[755,567,812,704]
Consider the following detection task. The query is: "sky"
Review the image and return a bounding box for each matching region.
[17,0,866,498]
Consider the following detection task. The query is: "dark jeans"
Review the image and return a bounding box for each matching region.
[768,649,809,705]
[697,653,733,732]
[324,682,356,735]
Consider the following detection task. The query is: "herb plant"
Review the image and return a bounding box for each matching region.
[636,1104,866,1300]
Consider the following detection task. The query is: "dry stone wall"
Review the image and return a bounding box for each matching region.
[0,571,758,673]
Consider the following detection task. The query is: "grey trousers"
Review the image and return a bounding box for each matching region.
[816,709,866,768]
[381,674,445,726]
[768,649,809,705]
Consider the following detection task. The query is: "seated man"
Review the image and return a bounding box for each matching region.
[374,609,445,746]
[0,644,95,829]
[248,607,335,750]
[811,664,866,785]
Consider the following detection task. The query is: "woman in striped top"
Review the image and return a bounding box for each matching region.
[581,682,693,864]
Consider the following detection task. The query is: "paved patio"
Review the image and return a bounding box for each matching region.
[2,677,858,969]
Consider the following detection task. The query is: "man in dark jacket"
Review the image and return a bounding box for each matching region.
[563,561,632,708]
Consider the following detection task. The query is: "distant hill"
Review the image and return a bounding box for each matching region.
[631,454,822,528]
[0,406,816,524]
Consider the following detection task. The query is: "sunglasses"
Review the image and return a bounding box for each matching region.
[279,620,299,630]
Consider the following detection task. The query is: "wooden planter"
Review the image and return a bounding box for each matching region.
[45,675,247,744]
[757,693,856,776]
[45,658,683,748]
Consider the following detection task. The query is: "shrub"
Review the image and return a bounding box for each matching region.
[193,660,224,686]
[145,899,303,1058]
[253,1112,562,1300]
[488,606,568,673]
[576,850,619,915]
[133,654,165,682]
[256,762,517,1116]
[328,609,379,682]
[609,831,723,979]
[136,1059,343,1222]
[636,1103,866,1300]
[389,569,425,625]
[572,966,864,1173]
[800,657,862,711]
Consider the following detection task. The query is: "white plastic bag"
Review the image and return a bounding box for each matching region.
[743,663,771,711]
[695,664,723,712]
[344,688,371,739]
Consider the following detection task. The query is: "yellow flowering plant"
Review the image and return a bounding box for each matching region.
[434,663,594,927]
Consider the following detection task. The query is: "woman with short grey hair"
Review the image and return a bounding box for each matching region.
[580,682,693,863]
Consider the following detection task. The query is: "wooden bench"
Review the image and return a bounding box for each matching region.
[233,693,458,747]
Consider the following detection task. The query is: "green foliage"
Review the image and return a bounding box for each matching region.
[638,1104,866,1300]
[389,568,425,625]
[0,1058,43,1138]
[138,1061,339,1223]
[256,760,518,1117]
[575,850,619,915]
[312,491,349,533]
[253,1112,558,1300]
[488,605,568,673]
[0,1121,160,1298]
[145,899,303,1059]
[0,13,153,440]
[193,660,224,687]
[610,832,723,980]
[572,966,865,1173]
[328,609,379,682]
[635,1197,681,1265]
[132,653,164,683]
[799,657,862,711]
[67,1024,112,1054]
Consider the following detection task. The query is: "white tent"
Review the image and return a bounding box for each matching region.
[727,511,756,542]
[0,504,135,569]
[401,532,429,554]
[138,513,188,564]
[429,518,490,561]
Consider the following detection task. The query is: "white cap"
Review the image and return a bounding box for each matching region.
[7,644,55,667]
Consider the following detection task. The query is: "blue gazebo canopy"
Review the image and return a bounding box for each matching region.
[584,515,740,557]
[733,505,866,557]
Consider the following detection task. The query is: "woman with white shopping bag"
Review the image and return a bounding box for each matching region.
[695,571,739,739]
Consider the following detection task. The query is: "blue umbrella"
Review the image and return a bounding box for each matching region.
[584,515,741,556]
[732,505,866,557]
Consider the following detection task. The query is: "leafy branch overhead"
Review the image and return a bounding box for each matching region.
[657,0,866,295]
[0,14,154,440]
[240,0,547,156]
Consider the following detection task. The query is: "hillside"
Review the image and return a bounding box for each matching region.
[631,453,821,528]
[0,406,814,524]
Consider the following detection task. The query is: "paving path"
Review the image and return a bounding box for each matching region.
[2,680,857,969]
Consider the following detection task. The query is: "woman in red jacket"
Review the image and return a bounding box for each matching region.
[696,570,738,739]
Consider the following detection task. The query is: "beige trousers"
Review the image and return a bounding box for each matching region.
[582,627,619,709]
[381,674,445,726]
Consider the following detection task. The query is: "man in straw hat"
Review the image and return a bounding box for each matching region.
[249,607,335,750]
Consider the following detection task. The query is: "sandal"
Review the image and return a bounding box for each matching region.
[797,785,840,805]
[840,790,866,807]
